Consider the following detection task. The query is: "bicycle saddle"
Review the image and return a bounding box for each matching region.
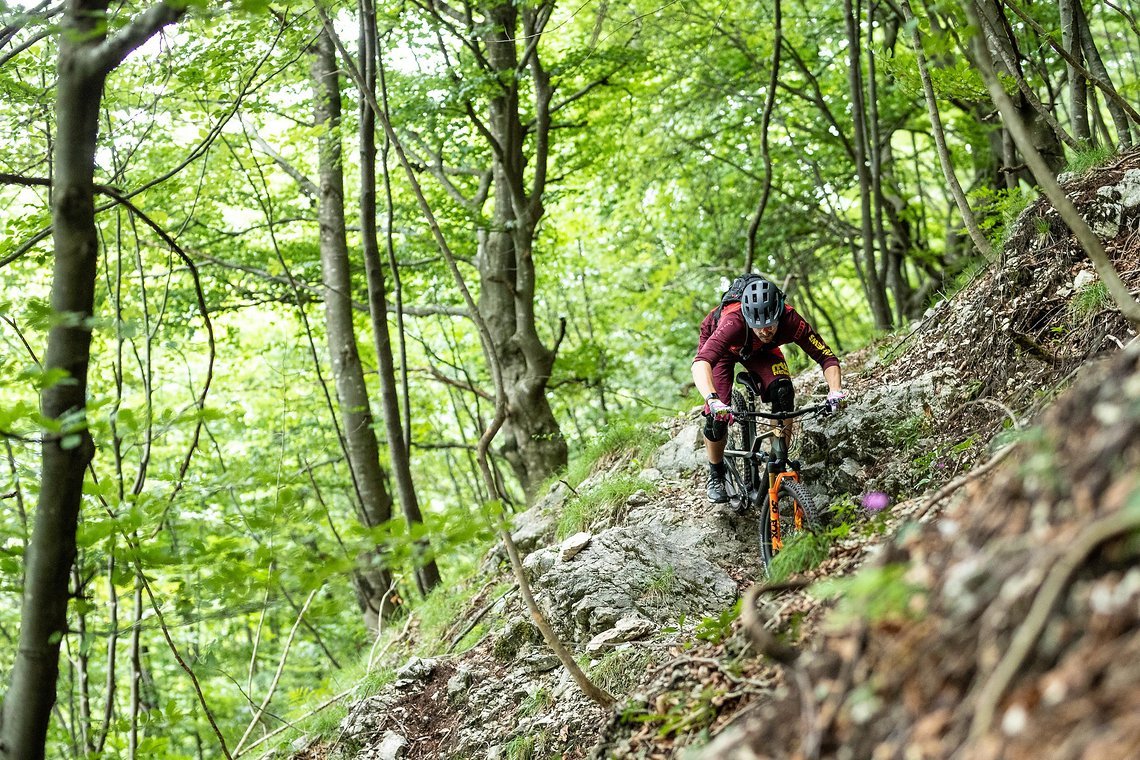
[735,371,762,396]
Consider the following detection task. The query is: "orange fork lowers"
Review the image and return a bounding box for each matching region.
[767,471,804,551]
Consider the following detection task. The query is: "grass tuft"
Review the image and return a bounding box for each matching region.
[556,474,654,539]
[589,647,654,694]
[766,531,832,584]
[1070,281,1110,321]
[563,422,669,488]
[1063,145,1114,176]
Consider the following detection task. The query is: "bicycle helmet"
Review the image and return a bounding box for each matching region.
[739,278,785,328]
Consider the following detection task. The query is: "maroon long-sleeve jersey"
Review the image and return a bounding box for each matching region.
[694,302,839,371]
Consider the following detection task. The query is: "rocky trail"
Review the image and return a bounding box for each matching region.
[289,154,1140,760]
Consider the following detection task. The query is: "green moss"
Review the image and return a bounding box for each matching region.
[492,619,540,662]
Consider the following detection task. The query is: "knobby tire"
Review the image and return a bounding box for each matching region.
[759,477,819,574]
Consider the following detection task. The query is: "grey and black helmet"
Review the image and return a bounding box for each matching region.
[739,278,785,328]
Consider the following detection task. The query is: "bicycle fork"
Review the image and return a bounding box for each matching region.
[765,466,803,552]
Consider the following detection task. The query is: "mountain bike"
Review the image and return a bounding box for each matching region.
[720,372,830,572]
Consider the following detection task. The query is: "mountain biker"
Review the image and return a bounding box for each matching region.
[692,276,846,504]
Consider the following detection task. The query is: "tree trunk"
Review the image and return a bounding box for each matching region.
[972,0,1066,180]
[358,2,440,596]
[745,0,781,274]
[1060,0,1091,144]
[477,1,567,502]
[901,0,995,262]
[843,0,892,330]
[969,0,1140,327]
[311,27,396,627]
[1075,0,1131,148]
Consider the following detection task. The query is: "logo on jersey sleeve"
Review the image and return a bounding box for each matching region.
[808,334,834,356]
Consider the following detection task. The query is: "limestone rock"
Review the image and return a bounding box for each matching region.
[1073,269,1097,290]
[655,423,705,474]
[560,531,592,561]
[368,731,407,760]
[524,523,738,640]
[394,656,435,687]
[586,614,657,653]
[511,504,558,553]
[447,668,472,701]
[1118,168,1140,208]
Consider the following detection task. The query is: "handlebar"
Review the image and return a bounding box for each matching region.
[730,403,830,421]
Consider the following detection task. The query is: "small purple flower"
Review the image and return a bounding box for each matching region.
[862,491,890,513]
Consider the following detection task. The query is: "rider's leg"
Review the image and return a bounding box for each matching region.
[767,378,795,461]
[748,351,794,461]
[702,358,735,460]
[702,361,735,502]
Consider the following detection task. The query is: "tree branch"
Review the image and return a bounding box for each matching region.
[85,1,186,75]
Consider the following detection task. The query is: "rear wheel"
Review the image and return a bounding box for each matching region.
[722,390,755,513]
[759,477,819,573]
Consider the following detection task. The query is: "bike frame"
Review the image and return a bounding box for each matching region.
[723,403,828,550]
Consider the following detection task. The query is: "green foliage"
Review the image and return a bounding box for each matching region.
[640,566,677,603]
[519,686,555,717]
[766,531,832,584]
[815,564,927,629]
[970,186,1038,250]
[555,474,655,540]
[4,0,1137,754]
[694,599,742,644]
[621,684,727,738]
[913,436,975,489]
[504,734,537,760]
[889,414,931,453]
[562,421,669,489]
[504,729,556,760]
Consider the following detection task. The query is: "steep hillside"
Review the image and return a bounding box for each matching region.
[286,153,1140,760]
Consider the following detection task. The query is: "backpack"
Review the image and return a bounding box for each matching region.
[711,273,767,328]
[710,273,766,359]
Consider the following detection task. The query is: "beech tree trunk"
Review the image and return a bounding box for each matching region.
[358,2,440,596]
[1060,0,1090,144]
[971,0,1065,181]
[1074,0,1131,148]
[311,28,396,628]
[843,0,893,330]
[0,3,183,757]
[476,1,567,502]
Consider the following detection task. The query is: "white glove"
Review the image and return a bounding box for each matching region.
[826,389,848,414]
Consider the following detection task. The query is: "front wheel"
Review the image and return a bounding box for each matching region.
[759,477,819,574]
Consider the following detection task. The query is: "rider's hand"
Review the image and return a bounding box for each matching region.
[706,398,734,424]
[825,389,847,414]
